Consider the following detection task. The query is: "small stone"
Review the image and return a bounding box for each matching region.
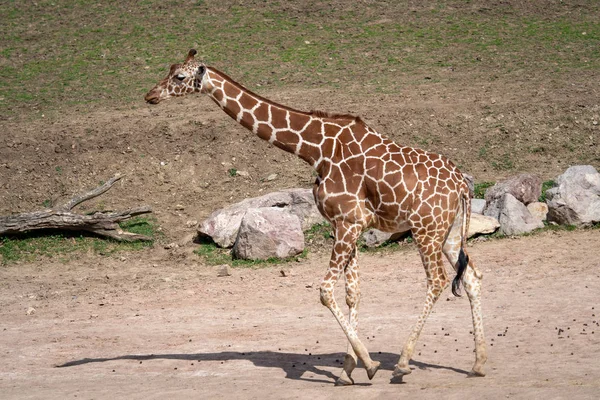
[26,307,36,315]
[279,268,292,277]
[217,265,232,277]
[236,170,250,177]
[186,220,199,228]
[175,204,185,211]
[265,173,278,182]
[164,243,179,249]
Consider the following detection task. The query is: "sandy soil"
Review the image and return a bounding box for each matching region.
[1,229,599,399]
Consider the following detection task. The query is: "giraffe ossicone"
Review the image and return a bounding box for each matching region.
[145,49,487,384]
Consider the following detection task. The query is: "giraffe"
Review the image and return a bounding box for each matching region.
[145,49,487,385]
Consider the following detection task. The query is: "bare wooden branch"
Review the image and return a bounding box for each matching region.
[60,175,123,211]
[0,177,153,242]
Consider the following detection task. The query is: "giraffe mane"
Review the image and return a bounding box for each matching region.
[309,110,361,122]
[208,67,362,123]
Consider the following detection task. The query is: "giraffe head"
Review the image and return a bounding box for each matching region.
[145,49,207,104]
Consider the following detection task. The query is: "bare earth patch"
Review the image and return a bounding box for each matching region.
[1,229,598,399]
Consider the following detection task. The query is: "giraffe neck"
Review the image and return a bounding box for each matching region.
[203,67,336,168]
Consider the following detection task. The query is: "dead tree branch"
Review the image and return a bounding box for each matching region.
[0,176,153,242]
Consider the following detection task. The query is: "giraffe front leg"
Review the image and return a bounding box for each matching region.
[321,222,380,385]
[336,255,361,386]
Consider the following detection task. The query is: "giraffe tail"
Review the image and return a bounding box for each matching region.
[451,191,471,297]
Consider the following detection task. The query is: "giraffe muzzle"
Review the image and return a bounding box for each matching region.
[144,91,161,104]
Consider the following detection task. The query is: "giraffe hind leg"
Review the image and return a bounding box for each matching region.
[393,233,449,383]
[443,219,487,377]
[336,253,360,386]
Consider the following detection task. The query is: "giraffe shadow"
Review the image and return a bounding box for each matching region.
[56,350,469,384]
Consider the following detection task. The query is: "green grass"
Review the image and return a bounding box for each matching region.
[473,181,495,199]
[304,221,332,242]
[1,1,598,117]
[0,216,158,265]
[539,180,557,202]
[194,237,307,268]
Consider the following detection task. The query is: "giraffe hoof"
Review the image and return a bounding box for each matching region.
[335,375,355,386]
[467,368,486,378]
[366,361,381,380]
[390,366,412,383]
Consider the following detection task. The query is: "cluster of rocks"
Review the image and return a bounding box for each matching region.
[483,165,600,234]
[197,165,600,260]
[198,189,325,260]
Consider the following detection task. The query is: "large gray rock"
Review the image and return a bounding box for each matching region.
[199,189,325,247]
[484,174,542,219]
[546,165,600,227]
[497,193,544,236]
[361,229,408,248]
[232,208,305,260]
[468,213,500,238]
[471,198,487,215]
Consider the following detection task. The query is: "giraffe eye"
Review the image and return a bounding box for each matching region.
[175,74,186,81]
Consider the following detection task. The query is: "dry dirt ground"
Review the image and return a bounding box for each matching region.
[1,229,599,399]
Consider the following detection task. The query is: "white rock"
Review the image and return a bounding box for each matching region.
[498,193,544,235]
[468,213,500,238]
[471,198,487,215]
[546,165,600,227]
[232,208,304,260]
[198,189,325,247]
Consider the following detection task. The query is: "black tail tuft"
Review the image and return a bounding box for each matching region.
[452,249,469,297]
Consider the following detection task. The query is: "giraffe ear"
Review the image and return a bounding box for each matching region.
[185,49,197,63]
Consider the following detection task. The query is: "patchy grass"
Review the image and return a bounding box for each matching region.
[193,237,307,268]
[0,216,158,265]
[192,217,598,267]
[1,1,599,117]
[473,181,495,199]
[304,221,332,242]
[539,180,557,202]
